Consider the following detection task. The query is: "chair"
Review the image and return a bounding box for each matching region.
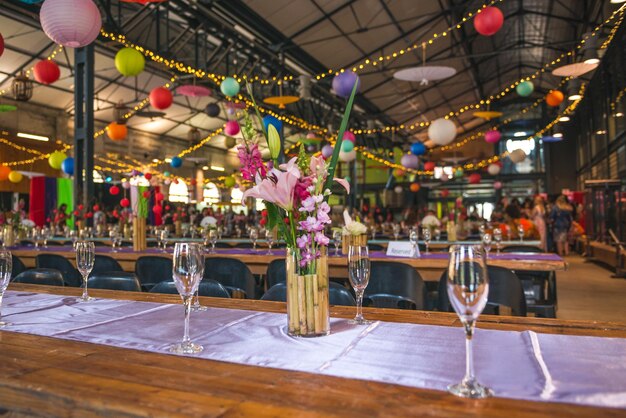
[88,273,141,292]
[19,240,34,247]
[368,243,385,251]
[204,257,255,299]
[149,280,230,298]
[92,255,123,275]
[365,261,426,310]
[13,268,64,286]
[11,255,26,279]
[265,259,286,289]
[93,241,108,247]
[261,282,356,306]
[437,265,527,316]
[234,242,254,249]
[135,256,173,291]
[36,254,81,287]
[215,242,232,249]
[502,245,543,253]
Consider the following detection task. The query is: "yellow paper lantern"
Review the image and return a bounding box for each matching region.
[48,151,67,169]
[8,171,23,183]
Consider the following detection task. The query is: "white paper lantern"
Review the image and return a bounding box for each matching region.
[487,163,501,176]
[339,149,356,162]
[394,185,403,194]
[428,118,457,146]
[509,149,527,163]
[40,0,102,48]
[400,154,419,169]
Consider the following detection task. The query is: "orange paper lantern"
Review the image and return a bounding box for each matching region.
[106,122,127,141]
[410,183,420,192]
[0,165,10,181]
[546,90,564,107]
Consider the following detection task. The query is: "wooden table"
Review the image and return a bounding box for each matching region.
[1,284,623,417]
[11,248,567,281]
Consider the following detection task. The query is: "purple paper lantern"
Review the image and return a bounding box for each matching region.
[485,130,501,144]
[40,0,102,48]
[401,154,419,169]
[321,144,334,159]
[332,71,361,98]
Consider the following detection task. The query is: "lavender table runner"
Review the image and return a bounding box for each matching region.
[2,291,624,409]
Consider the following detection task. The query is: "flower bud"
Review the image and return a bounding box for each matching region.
[267,124,281,160]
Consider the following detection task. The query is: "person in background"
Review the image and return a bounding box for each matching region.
[550,195,573,256]
[421,209,441,229]
[55,203,68,229]
[532,196,547,251]
[522,198,533,219]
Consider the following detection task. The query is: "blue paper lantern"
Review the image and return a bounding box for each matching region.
[105,176,113,183]
[61,157,74,175]
[332,71,361,98]
[170,156,183,168]
[262,115,283,133]
[20,0,43,4]
[410,142,426,156]
[341,140,354,153]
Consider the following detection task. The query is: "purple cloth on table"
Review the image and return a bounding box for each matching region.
[1,291,624,409]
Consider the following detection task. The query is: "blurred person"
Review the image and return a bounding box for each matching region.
[550,196,573,256]
[532,196,547,251]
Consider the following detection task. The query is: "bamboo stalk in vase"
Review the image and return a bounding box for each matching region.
[297,274,307,335]
[312,272,321,334]
[304,274,315,332]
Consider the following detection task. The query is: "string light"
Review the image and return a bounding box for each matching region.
[0,45,65,98]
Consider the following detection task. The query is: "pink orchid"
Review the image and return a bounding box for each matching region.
[242,165,300,211]
[314,231,329,246]
[299,216,325,232]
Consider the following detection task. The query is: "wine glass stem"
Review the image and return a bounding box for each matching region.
[183,296,192,345]
[193,288,200,307]
[355,289,364,321]
[212,243,216,253]
[463,321,476,383]
[82,275,89,300]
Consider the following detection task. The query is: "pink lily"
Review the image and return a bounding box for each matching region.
[242,163,300,211]
[334,177,351,194]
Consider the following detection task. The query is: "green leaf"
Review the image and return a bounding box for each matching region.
[265,202,289,245]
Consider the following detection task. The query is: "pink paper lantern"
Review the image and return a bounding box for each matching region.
[343,131,356,143]
[224,120,240,136]
[0,33,5,58]
[494,181,503,190]
[485,130,501,144]
[40,0,102,48]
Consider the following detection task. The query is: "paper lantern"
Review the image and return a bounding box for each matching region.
[394,185,403,194]
[441,189,450,198]
[485,130,501,144]
[516,81,534,97]
[109,185,120,195]
[115,47,145,77]
[428,118,457,146]
[454,167,464,178]
[509,149,526,163]
[393,168,405,178]
[121,180,130,190]
[343,131,356,143]
[190,179,197,186]
[546,90,564,107]
[48,150,67,169]
[440,173,449,182]
[339,149,356,162]
[341,141,354,153]
[155,192,164,201]
[170,156,182,168]
[424,161,436,171]
[410,142,426,156]
[224,176,236,188]
[120,198,130,208]
[106,122,127,141]
[205,103,220,117]
[262,115,283,133]
[487,163,501,176]
[494,181,503,190]
[0,33,4,58]
[321,145,334,159]
[163,171,170,178]
[410,183,420,193]
[0,166,10,181]
[332,71,360,98]
[144,173,152,180]
[33,60,60,84]
[142,190,151,199]
[149,87,173,110]
[8,171,23,183]
[61,157,74,175]
[224,120,240,136]
[92,204,99,211]
[152,205,162,215]
[220,77,240,97]
[401,154,418,169]
[468,173,481,184]
[224,137,236,149]
[40,0,102,48]
[474,6,504,36]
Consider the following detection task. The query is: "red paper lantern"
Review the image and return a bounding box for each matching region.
[165,205,171,211]
[85,212,93,219]
[190,178,197,186]
[77,204,84,211]
[144,173,152,180]
[149,87,173,110]
[152,204,162,215]
[468,173,482,184]
[155,192,164,201]
[120,198,130,208]
[424,161,436,171]
[33,60,61,85]
[109,185,120,195]
[106,122,127,141]
[0,33,4,58]
[92,204,100,211]
[410,183,420,192]
[73,210,80,216]
[142,191,151,199]
[474,6,504,36]
[441,189,450,198]
[546,90,564,107]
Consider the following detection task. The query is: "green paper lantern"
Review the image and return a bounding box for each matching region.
[48,150,67,170]
[516,81,534,97]
[115,47,145,77]
[454,167,464,178]
[341,140,354,153]
[220,77,240,97]
[224,176,236,188]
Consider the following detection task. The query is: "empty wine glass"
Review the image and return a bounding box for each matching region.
[422,227,431,254]
[209,229,218,254]
[76,241,95,302]
[69,230,78,249]
[393,224,401,241]
[0,250,12,327]
[434,228,441,241]
[482,233,492,258]
[42,227,51,248]
[249,228,258,251]
[160,229,169,252]
[109,230,118,252]
[191,243,207,313]
[370,226,376,241]
[493,228,502,254]
[409,229,420,258]
[332,230,342,256]
[347,245,371,325]
[447,244,492,399]
[518,224,524,242]
[33,228,42,250]
[170,243,203,354]
[265,229,275,255]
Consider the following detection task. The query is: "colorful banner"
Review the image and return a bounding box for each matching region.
[56,178,74,229]
[29,177,46,227]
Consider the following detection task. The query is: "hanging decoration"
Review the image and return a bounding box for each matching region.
[393,42,456,86]
[40,0,102,48]
[339,149,357,162]
[263,95,299,109]
[120,197,130,208]
[474,6,504,36]
[224,120,240,136]
[509,149,527,163]
[393,168,405,178]
[170,156,183,168]
[541,135,563,143]
[494,181,503,190]
[321,145,334,159]
[115,47,145,77]
[0,166,10,180]
[410,142,426,156]
[12,71,33,101]
[394,185,403,194]
[516,81,534,97]
[48,150,67,169]
[149,86,173,110]
[342,131,356,143]
[473,111,503,120]
[262,115,282,133]
[109,185,120,195]
[8,171,23,183]
[552,62,598,78]
[33,60,60,84]
[61,157,74,175]
[341,141,354,153]
[106,122,128,141]
[205,103,220,117]
[220,77,240,97]
[441,189,450,197]
[423,161,436,171]
[468,173,482,184]
[410,183,420,192]
[454,167,464,178]
[487,163,501,175]
[428,118,457,146]
[223,176,236,188]
[187,127,201,143]
[0,32,4,58]
[113,101,130,124]
[546,90,564,107]
[177,85,212,97]
[401,154,419,169]
[484,130,501,143]
[332,71,360,98]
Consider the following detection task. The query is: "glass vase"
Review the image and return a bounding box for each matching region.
[286,247,330,337]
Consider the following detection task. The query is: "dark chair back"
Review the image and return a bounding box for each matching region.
[88,273,141,292]
[149,280,230,298]
[11,255,26,279]
[93,241,108,247]
[204,257,255,298]
[261,282,286,302]
[367,261,426,310]
[13,268,64,286]
[215,242,232,248]
[265,259,286,288]
[36,254,81,287]
[261,282,355,307]
[367,243,385,251]
[501,245,543,253]
[135,256,173,291]
[234,242,254,249]
[92,255,123,275]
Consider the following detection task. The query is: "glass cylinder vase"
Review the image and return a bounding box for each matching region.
[286,247,330,337]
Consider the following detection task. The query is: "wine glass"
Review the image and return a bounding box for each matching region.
[265,229,275,255]
[370,226,376,241]
[170,243,203,354]
[518,224,524,242]
[249,228,258,251]
[332,230,342,256]
[393,224,401,241]
[209,229,218,254]
[422,227,431,254]
[447,244,492,399]
[190,243,207,312]
[434,228,441,241]
[482,233,492,258]
[33,228,42,250]
[76,241,95,302]
[493,228,502,254]
[347,245,371,325]
[409,229,420,258]
[42,227,51,248]
[109,230,118,252]
[0,250,12,327]
[160,229,169,252]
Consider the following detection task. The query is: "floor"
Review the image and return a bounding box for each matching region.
[557,255,626,323]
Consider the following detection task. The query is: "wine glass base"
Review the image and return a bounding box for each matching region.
[168,341,203,354]
[77,295,94,302]
[348,318,372,325]
[191,304,208,312]
[447,380,493,399]
[0,321,12,327]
